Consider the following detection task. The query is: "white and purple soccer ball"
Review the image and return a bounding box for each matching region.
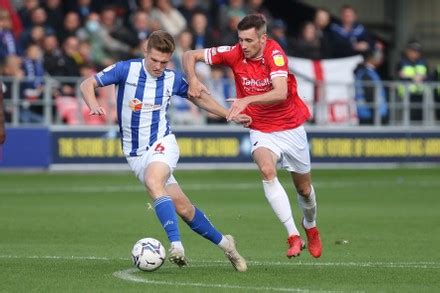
[131,238,166,271]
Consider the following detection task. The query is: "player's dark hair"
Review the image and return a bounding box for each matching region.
[147,30,175,53]
[237,14,267,36]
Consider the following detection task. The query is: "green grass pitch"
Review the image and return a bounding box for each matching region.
[1,168,439,292]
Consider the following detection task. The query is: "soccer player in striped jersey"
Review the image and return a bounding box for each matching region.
[80,30,249,271]
[183,15,322,259]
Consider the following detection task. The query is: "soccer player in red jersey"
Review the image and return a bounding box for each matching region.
[183,14,322,258]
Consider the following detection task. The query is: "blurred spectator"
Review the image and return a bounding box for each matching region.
[18,0,38,28]
[137,0,154,14]
[0,0,23,37]
[74,0,94,24]
[1,54,24,122]
[354,49,388,125]
[245,0,273,24]
[204,65,230,124]
[21,43,44,123]
[218,0,246,32]
[129,10,152,48]
[26,25,46,47]
[172,29,193,71]
[433,64,440,120]
[0,8,18,59]
[177,0,205,24]
[189,9,216,49]
[396,40,429,122]
[43,0,64,33]
[220,14,241,46]
[100,6,135,56]
[313,7,332,59]
[269,19,291,55]
[329,5,373,58]
[57,11,81,44]
[77,12,126,68]
[152,0,186,37]
[291,21,321,59]
[20,6,55,49]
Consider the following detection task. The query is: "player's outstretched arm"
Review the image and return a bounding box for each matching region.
[188,92,251,127]
[80,77,106,116]
[182,49,211,98]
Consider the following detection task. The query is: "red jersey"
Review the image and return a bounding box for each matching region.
[204,39,311,132]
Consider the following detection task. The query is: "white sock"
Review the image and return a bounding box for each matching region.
[297,185,317,229]
[263,177,299,236]
[217,235,229,251]
[171,241,184,251]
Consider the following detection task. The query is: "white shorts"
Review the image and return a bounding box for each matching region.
[250,126,311,174]
[126,134,179,185]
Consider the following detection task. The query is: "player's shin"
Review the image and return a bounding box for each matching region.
[297,185,317,229]
[184,206,223,245]
[262,177,299,236]
[154,196,183,248]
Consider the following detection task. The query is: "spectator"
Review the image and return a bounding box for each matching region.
[1,55,24,123]
[329,5,372,58]
[218,0,246,31]
[21,43,45,123]
[137,0,154,14]
[220,14,241,46]
[189,9,217,49]
[354,49,388,125]
[269,19,291,56]
[57,11,81,44]
[43,0,64,33]
[396,40,429,122]
[20,6,55,49]
[245,0,273,24]
[172,29,193,71]
[177,0,205,24]
[100,6,136,53]
[0,8,18,60]
[74,0,94,24]
[204,65,230,124]
[433,64,440,121]
[151,0,186,37]
[18,0,39,29]
[313,7,332,59]
[291,21,321,59]
[129,10,152,49]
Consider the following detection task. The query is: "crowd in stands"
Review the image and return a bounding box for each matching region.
[0,0,438,125]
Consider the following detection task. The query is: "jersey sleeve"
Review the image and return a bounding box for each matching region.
[94,62,125,87]
[204,45,239,66]
[266,42,289,81]
[172,71,189,99]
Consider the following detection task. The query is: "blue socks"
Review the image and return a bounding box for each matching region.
[154,196,180,242]
[185,207,223,245]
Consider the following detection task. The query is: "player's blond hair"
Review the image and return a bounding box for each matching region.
[237,14,267,37]
[146,30,175,53]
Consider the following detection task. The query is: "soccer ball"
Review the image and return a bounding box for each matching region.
[131,238,166,272]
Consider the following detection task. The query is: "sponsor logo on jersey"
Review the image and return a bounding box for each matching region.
[129,98,143,112]
[241,77,271,87]
[273,54,285,66]
[129,98,163,112]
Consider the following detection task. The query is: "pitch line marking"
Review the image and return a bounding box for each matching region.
[0,255,439,269]
[1,179,440,194]
[113,268,344,293]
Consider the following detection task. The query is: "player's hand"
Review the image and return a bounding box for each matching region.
[89,106,106,116]
[188,78,211,98]
[226,97,249,121]
[231,114,252,128]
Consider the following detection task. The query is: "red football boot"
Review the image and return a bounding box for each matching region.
[302,219,322,258]
[286,235,305,258]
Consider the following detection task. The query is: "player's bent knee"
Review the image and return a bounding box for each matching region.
[259,165,277,180]
[296,184,311,197]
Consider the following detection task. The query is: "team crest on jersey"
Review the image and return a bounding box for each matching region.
[129,98,143,112]
[273,54,285,66]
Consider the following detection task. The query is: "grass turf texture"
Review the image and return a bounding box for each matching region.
[0,168,439,292]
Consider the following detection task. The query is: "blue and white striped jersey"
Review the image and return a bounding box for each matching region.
[94,58,188,157]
